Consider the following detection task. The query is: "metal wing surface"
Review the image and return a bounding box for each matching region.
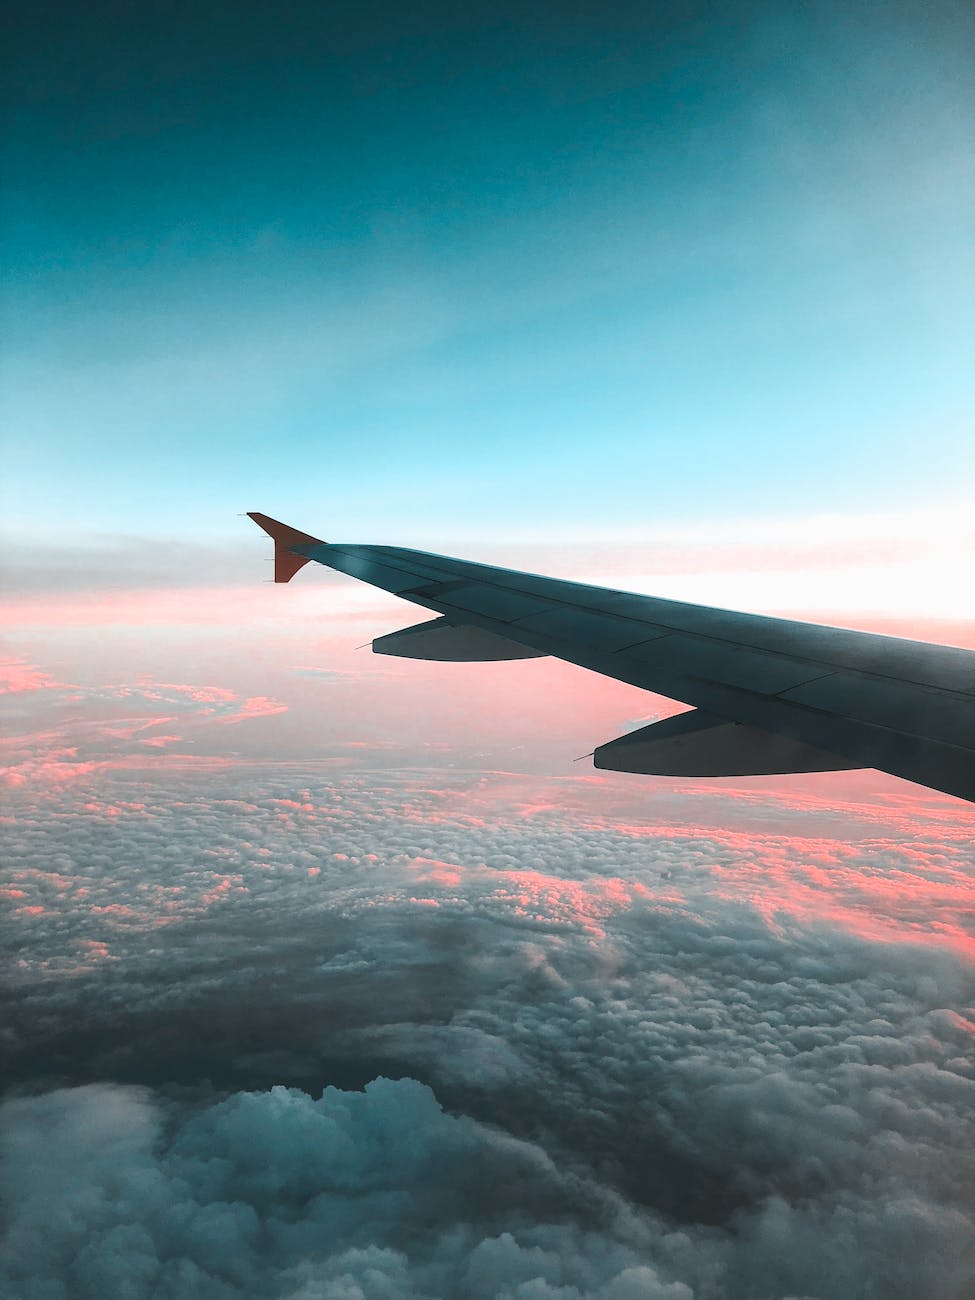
[249,514,975,803]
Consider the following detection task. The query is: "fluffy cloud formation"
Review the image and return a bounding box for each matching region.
[1,1078,694,1300]
[2,764,973,1299]
[0,657,62,696]
[0,675,291,789]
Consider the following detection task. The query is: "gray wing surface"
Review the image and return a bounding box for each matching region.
[249,514,975,804]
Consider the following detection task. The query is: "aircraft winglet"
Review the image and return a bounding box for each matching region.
[247,512,324,583]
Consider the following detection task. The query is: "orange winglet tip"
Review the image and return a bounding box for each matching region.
[247,512,324,583]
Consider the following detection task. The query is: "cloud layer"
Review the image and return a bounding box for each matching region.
[2,761,973,1299]
[2,1078,698,1300]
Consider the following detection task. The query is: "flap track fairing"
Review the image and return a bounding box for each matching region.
[373,617,545,662]
[594,709,858,777]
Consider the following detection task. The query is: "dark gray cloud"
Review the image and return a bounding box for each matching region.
[1,1078,695,1300]
[1,766,973,1299]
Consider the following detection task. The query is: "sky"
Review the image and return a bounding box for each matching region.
[2,0,974,545]
[2,2,974,1298]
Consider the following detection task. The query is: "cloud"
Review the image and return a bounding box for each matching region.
[0,673,290,787]
[1,764,972,1298]
[219,695,288,725]
[0,1078,694,1300]
[0,657,64,695]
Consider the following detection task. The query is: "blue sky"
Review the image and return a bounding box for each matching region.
[2,0,973,545]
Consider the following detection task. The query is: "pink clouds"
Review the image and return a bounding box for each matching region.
[3,528,973,1300]
[200,876,245,906]
[0,669,290,789]
[102,715,181,742]
[2,759,971,1300]
[403,854,656,936]
[1,752,106,789]
[0,750,239,790]
[156,684,237,703]
[223,695,288,725]
[412,858,464,889]
[114,682,288,725]
[705,835,975,959]
[312,772,972,961]
[79,940,115,963]
[2,575,972,973]
[538,806,975,959]
[50,751,950,970]
[0,657,64,695]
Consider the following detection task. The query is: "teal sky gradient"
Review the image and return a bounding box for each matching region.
[3,0,973,545]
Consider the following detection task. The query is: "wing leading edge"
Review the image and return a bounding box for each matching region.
[248,513,975,803]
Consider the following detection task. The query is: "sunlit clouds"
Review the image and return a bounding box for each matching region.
[2,583,973,1297]
[2,761,973,1298]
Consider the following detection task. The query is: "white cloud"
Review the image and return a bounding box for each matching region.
[2,765,973,1297]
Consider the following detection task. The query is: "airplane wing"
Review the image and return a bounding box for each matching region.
[248,513,975,804]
